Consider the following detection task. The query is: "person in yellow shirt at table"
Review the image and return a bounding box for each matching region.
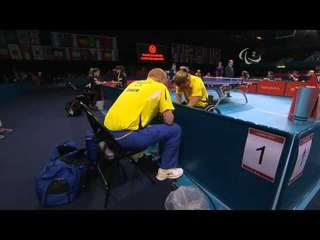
[174,68,209,109]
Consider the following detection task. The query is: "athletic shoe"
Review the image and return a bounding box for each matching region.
[156,167,184,181]
[0,128,13,134]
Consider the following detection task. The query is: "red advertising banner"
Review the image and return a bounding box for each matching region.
[284,82,309,97]
[257,80,286,96]
[237,84,257,93]
[137,43,166,62]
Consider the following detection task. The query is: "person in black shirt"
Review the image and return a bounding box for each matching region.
[224,59,234,97]
[86,67,104,108]
[113,65,127,89]
[215,61,224,77]
[242,70,250,80]
[167,63,177,82]
[224,59,234,78]
[288,71,299,82]
[266,71,275,80]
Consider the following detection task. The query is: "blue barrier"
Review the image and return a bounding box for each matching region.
[102,86,320,209]
[276,126,320,209]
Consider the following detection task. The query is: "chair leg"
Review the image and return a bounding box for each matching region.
[130,157,157,185]
[97,165,108,187]
[130,160,140,192]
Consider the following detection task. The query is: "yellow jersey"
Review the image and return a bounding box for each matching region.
[176,75,208,107]
[104,78,174,131]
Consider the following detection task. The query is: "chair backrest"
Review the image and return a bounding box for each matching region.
[79,101,125,155]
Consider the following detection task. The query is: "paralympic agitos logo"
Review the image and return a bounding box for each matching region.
[239,48,261,64]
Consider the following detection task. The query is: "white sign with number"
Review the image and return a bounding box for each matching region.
[289,134,313,185]
[242,128,286,182]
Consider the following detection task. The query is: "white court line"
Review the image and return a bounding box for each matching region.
[253,109,288,118]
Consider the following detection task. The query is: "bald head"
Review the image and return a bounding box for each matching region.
[147,68,167,84]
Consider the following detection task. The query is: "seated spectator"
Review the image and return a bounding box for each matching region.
[288,71,299,82]
[242,70,250,80]
[86,67,104,108]
[112,65,127,89]
[307,70,315,76]
[195,69,202,79]
[266,71,275,80]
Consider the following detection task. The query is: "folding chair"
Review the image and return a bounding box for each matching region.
[68,82,99,109]
[79,101,156,208]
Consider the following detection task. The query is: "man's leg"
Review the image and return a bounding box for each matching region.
[111,123,183,180]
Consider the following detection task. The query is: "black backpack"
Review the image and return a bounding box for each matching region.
[65,100,83,116]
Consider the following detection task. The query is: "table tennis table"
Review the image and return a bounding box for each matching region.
[202,77,257,112]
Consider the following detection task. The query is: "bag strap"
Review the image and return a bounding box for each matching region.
[58,148,89,166]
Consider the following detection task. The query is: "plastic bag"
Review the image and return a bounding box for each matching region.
[165,186,211,210]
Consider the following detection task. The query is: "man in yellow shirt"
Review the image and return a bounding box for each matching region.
[104,68,183,181]
[174,68,209,108]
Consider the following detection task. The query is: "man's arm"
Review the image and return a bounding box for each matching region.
[162,110,174,125]
[94,78,102,85]
[187,96,201,107]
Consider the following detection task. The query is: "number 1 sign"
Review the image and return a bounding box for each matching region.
[242,128,286,182]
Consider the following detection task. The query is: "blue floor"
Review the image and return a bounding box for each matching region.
[170,90,320,134]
